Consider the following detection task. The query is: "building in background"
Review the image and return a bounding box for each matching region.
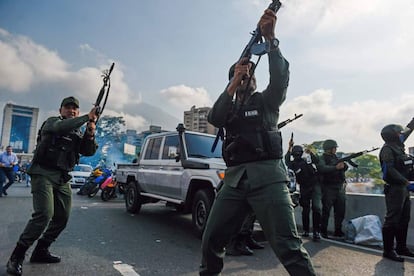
[0,103,39,153]
[184,105,216,135]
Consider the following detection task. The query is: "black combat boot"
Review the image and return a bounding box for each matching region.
[30,239,61,263]
[226,236,253,256]
[320,226,328,239]
[6,243,29,276]
[312,212,322,241]
[234,239,253,256]
[395,225,414,257]
[382,227,404,262]
[245,235,264,249]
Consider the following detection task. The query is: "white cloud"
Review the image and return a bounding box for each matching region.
[0,28,138,116]
[280,0,414,73]
[281,89,414,152]
[0,29,69,88]
[0,39,33,92]
[160,84,213,113]
[103,109,147,131]
[79,43,94,52]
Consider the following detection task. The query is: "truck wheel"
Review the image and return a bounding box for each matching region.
[125,182,142,214]
[192,189,213,239]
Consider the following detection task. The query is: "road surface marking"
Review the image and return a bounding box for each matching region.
[113,263,140,276]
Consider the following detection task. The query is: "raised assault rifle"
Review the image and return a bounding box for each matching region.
[94,62,115,124]
[237,0,282,63]
[337,147,380,168]
[211,1,283,153]
[231,0,282,93]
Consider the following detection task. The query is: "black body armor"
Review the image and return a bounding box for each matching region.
[290,159,317,188]
[223,93,282,167]
[34,122,82,172]
[382,144,414,182]
[322,154,345,185]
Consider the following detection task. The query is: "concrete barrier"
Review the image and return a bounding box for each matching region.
[294,192,414,247]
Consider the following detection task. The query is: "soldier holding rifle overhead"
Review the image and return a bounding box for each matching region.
[6,63,113,275]
[200,4,315,275]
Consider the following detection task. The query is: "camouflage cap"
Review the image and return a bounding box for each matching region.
[323,139,338,151]
[60,96,79,108]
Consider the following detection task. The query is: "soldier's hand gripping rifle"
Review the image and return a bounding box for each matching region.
[337,147,380,168]
[229,0,282,92]
[211,1,283,153]
[94,62,115,125]
[238,0,282,64]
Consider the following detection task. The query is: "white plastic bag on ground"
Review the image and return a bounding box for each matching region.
[345,215,383,246]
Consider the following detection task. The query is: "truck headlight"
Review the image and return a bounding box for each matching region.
[217,170,225,180]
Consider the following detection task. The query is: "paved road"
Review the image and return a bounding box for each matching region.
[1,182,414,275]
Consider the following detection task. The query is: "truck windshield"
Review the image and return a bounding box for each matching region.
[185,133,223,159]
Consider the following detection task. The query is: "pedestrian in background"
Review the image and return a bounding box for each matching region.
[6,96,98,276]
[0,145,19,196]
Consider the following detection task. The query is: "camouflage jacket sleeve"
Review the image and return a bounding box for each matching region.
[42,115,90,134]
[316,154,337,173]
[42,115,97,157]
[207,89,233,128]
[79,133,98,157]
[261,48,290,115]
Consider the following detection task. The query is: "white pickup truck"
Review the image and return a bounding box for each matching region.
[116,124,226,237]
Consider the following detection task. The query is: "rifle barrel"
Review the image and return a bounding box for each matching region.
[108,62,115,75]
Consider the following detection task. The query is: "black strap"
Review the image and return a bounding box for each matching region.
[211,127,224,153]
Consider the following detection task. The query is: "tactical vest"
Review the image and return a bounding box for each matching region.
[222,93,283,167]
[322,153,345,185]
[381,144,414,181]
[33,119,82,172]
[290,158,317,187]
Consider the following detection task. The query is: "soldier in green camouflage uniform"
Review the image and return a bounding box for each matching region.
[318,139,348,239]
[379,121,414,262]
[6,96,98,276]
[199,9,315,276]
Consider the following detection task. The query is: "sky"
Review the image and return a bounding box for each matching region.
[1,0,414,153]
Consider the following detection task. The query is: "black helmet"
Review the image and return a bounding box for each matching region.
[292,145,303,158]
[381,124,403,143]
[323,139,338,151]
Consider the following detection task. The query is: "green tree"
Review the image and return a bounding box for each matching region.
[344,154,381,179]
[80,115,126,167]
[306,141,384,193]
